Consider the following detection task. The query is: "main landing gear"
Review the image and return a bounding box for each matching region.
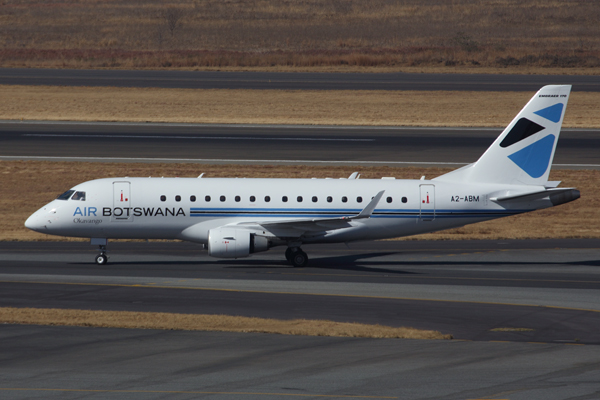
[285,247,308,268]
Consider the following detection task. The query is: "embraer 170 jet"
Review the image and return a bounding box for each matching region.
[25,85,579,267]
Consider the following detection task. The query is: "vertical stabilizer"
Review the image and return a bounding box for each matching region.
[435,85,571,185]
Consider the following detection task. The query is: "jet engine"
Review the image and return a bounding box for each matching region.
[207,227,270,258]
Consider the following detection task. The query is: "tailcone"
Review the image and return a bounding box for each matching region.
[550,189,580,206]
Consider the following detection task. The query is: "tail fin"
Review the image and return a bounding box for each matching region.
[435,85,571,186]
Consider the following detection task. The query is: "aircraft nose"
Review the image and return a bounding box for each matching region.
[24,210,49,232]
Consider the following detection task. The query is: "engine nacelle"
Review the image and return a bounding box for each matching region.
[207,227,270,258]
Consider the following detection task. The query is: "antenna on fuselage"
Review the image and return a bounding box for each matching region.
[198,173,205,178]
[348,172,360,179]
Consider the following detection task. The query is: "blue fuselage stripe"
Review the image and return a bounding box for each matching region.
[188,208,528,218]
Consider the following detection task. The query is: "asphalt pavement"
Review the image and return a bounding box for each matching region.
[2,239,600,399]
[1,121,599,168]
[2,68,599,91]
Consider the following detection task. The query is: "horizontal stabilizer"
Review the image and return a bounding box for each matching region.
[491,188,579,204]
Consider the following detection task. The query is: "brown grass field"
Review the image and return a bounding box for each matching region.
[3,161,598,242]
[1,0,599,73]
[2,85,600,127]
[0,307,452,340]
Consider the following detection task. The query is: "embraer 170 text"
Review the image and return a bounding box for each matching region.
[25,85,580,267]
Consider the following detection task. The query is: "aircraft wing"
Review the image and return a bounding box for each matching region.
[236,190,385,236]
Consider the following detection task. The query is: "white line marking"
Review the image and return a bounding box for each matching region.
[22,134,373,142]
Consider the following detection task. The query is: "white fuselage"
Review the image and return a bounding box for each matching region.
[25,177,550,245]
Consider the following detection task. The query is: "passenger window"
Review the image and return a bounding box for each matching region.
[190,195,196,202]
[402,197,408,203]
[250,196,256,202]
[71,191,86,201]
[265,196,271,202]
[342,196,348,203]
[205,195,211,202]
[160,195,166,202]
[220,195,226,202]
[297,196,303,202]
[235,196,241,202]
[56,190,75,201]
[327,196,333,203]
[282,196,288,202]
[357,196,363,203]
[312,196,318,203]
[175,195,181,202]
[386,197,392,203]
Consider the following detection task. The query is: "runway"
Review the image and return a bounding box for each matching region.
[2,68,599,92]
[2,121,600,168]
[2,239,600,399]
[2,240,599,344]
[2,325,600,400]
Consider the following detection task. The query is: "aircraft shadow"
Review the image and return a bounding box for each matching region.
[70,253,600,271]
[225,252,421,275]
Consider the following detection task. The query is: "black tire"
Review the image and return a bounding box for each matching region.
[285,247,294,262]
[95,254,108,265]
[291,251,308,268]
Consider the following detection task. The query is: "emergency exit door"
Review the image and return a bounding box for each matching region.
[419,184,435,221]
[112,181,133,222]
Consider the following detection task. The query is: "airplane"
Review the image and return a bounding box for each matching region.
[25,85,580,267]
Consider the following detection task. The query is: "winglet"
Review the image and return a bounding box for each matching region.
[352,190,385,219]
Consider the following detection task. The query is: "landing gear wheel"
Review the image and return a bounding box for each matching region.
[95,253,108,265]
[290,250,308,268]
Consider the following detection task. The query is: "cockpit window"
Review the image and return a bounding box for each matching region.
[71,191,86,201]
[56,190,75,200]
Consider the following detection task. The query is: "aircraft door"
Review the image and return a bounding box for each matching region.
[112,181,133,222]
[419,184,435,221]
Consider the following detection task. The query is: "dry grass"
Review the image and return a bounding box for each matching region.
[1,86,599,128]
[1,0,599,72]
[3,161,598,241]
[0,307,452,340]
[490,327,535,332]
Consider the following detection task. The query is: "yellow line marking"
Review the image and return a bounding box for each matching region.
[0,388,397,398]
[0,279,599,314]
[278,271,600,285]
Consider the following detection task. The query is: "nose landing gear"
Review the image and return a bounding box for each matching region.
[285,246,308,268]
[91,238,109,265]
[95,244,108,265]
